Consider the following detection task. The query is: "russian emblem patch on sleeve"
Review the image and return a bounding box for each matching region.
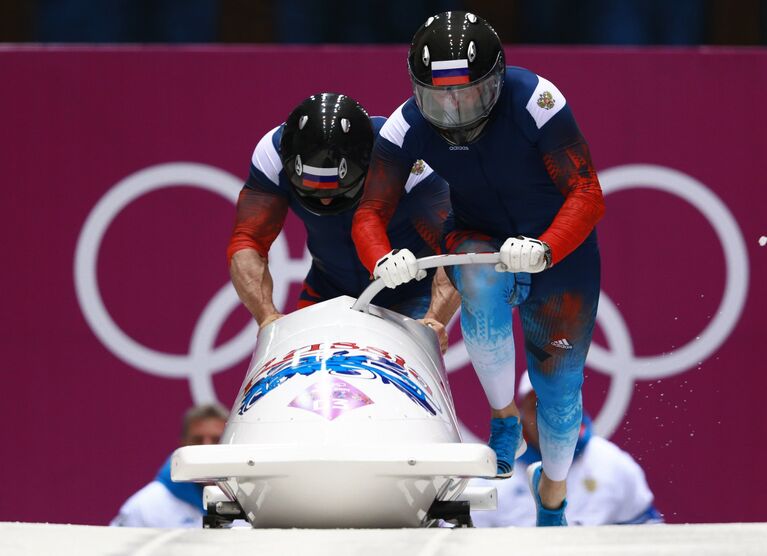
[537,91,556,110]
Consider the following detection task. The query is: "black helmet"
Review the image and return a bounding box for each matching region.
[408,11,505,145]
[281,93,374,216]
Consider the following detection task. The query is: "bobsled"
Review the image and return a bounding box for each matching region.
[172,253,502,528]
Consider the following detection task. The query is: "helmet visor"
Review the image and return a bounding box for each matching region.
[412,53,504,130]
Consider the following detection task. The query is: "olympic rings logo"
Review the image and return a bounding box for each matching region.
[73,163,310,402]
[75,163,749,439]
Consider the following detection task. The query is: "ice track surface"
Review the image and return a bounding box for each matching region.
[3,522,767,556]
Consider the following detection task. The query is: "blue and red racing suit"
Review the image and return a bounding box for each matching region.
[228,117,450,318]
[352,67,605,480]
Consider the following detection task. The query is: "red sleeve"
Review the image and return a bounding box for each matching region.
[351,146,409,273]
[408,174,450,255]
[538,138,605,264]
[226,186,289,266]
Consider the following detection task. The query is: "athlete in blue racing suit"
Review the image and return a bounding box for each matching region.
[228,93,458,347]
[351,13,605,526]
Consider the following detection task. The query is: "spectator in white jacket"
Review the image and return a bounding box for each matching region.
[110,403,228,528]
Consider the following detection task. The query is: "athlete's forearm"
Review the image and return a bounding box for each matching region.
[226,187,289,266]
[229,248,281,325]
[423,268,461,326]
[352,201,394,273]
[351,148,409,272]
[539,139,605,264]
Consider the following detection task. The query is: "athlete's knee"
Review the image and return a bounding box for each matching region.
[529,366,583,397]
[448,240,500,294]
[528,369,583,428]
[453,262,507,304]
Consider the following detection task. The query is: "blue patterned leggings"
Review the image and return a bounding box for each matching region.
[446,233,600,481]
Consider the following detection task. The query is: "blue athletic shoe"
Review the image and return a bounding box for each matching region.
[488,416,527,477]
[527,462,568,526]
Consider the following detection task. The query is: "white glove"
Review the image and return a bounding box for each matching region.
[373,249,426,289]
[496,236,551,273]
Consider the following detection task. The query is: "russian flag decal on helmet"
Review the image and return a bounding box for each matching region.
[431,59,470,86]
[302,164,339,189]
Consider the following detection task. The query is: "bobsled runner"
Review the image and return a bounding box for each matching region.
[172,253,502,528]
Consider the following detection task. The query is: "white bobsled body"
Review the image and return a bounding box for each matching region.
[172,294,496,528]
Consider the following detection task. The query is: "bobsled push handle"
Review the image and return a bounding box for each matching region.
[351,252,501,313]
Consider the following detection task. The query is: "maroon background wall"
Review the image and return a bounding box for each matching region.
[1,46,764,525]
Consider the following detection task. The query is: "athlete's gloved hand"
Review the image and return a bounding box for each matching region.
[373,249,426,289]
[496,236,552,273]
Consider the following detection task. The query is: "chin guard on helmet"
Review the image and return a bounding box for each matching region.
[408,11,505,145]
[281,93,374,216]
